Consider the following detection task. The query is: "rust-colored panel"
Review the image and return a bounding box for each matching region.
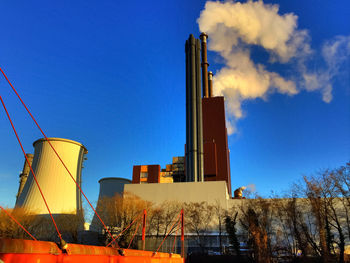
[132,166,141,184]
[203,141,217,177]
[0,238,61,255]
[0,239,184,263]
[202,97,232,195]
[147,165,161,183]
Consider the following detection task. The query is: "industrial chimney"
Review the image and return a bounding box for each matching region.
[185,34,204,182]
[208,71,213,98]
[200,33,209,98]
[15,138,87,215]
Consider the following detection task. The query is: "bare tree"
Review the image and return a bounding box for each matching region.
[184,202,213,253]
[240,197,273,263]
[95,191,152,247]
[0,207,34,239]
[213,200,227,253]
[225,211,240,257]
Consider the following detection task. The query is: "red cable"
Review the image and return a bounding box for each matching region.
[172,223,180,253]
[0,67,114,243]
[106,213,143,247]
[0,205,37,241]
[0,96,62,241]
[127,219,141,249]
[155,213,181,254]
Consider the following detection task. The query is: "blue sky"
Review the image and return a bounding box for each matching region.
[0,0,349,208]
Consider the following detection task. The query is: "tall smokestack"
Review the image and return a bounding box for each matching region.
[185,34,204,182]
[186,34,198,182]
[208,71,213,97]
[200,33,209,98]
[196,38,204,182]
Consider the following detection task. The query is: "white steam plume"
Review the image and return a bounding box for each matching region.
[197,0,350,134]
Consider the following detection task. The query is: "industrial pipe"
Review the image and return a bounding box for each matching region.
[196,38,204,182]
[200,33,209,98]
[208,71,213,97]
[189,35,198,182]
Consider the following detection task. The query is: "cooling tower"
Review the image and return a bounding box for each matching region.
[15,138,87,215]
[16,153,34,202]
[90,177,131,231]
[97,177,131,198]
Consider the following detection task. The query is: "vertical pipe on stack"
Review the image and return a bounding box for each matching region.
[185,34,204,182]
[196,38,204,182]
[200,33,209,98]
[190,35,198,182]
[208,71,213,97]
[185,40,191,182]
[185,34,198,182]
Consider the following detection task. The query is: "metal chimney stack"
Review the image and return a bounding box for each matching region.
[208,71,213,97]
[185,34,204,182]
[200,33,209,98]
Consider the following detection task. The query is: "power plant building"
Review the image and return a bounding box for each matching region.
[131,33,232,196]
[202,96,231,195]
[132,157,185,184]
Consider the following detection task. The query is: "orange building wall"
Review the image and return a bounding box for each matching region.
[132,166,141,184]
[132,165,161,184]
[147,165,161,183]
[202,96,232,195]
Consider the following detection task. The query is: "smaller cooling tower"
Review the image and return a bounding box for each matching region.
[97,177,131,198]
[90,177,131,232]
[16,153,34,202]
[16,138,87,215]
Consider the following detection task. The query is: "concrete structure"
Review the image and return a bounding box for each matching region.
[15,138,87,215]
[16,153,34,202]
[90,177,131,231]
[125,181,230,208]
[202,96,232,195]
[98,177,131,198]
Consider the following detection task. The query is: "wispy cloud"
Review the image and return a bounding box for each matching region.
[198,0,350,134]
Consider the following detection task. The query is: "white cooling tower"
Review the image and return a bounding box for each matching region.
[90,177,131,231]
[97,177,132,198]
[16,138,87,215]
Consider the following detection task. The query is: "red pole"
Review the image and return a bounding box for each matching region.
[0,96,63,242]
[181,208,184,258]
[142,209,147,250]
[0,67,115,244]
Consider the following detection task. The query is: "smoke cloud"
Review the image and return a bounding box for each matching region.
[198,0,350,134]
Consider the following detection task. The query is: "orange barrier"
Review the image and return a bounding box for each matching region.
[0,238,184,263]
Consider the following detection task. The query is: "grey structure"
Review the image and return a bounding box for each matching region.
[90,177,131,231]
[97,177,131,198]
[200,33,209,98]
[185,34,204,183]
[16,153,34,202]
[208,71,213,98]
